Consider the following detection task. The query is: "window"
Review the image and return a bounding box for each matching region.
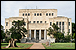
[33,21,35,23]
[40,13,42,16]
[69,22,70,26]
[34,13,36,16]
[46,13,48,16]
[62,22,64,25]
[40,21,42,23]
[60,25,61,30]
[29,21,31,23]
[69,29,70,33]
[37,13,39,16]
[49,13,51,16]
[45,21,46,23]
[52,13,54,16]
[56,22,58,25]
[23,13,24,16]
[50,22,52,26]
[37,21,39,23]
[25,13,27,16]
[28,13,30,16]
[6,22,8,26]
[62,25,64,30]
[59,22,61,25]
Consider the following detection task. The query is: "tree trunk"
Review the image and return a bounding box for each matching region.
[6,38,18,48]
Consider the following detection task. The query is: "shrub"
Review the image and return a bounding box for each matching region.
[5,37,11,43]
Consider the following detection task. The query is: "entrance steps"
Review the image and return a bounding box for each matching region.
[39,39,49,43]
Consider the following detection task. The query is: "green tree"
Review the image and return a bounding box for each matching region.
[72,22,75,39]
[1,25,6,42]
[72,33,75,39]
[47,23,64,42]
[6,19,27,48]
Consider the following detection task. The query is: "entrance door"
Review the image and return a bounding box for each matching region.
[36,30,39,40]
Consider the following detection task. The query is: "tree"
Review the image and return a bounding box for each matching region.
[72,22,75,39]
[47,23,64,42]
[73,33,75,39]
[6,19,27,48]
[1,25,6,42]
[72,23,75,33]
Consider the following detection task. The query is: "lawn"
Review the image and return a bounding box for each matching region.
[42,43,75,49]
[1,43,33,49]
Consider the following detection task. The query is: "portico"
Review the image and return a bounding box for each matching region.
[29,29,47,40]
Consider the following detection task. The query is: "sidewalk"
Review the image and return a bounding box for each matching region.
[29,43,45,49]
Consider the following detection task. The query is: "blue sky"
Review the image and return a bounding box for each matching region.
[1,1,75,29]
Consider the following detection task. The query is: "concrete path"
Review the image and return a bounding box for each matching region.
[29,43,45,49]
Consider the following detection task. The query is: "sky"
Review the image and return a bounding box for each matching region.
[1,1,75,29]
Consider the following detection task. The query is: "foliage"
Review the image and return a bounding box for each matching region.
[72,23,75,33]
[7,20,27,41]
[72,23,75,39]
[47,23,64,42]
[1,25,6,39]
[72,33,75,39]
[63,32,72,42]
[5,37,11,43]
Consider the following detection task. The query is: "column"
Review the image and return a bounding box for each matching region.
[39,29,41,40]
[61,22,62,32]
[29,30,31,39]
[44,29,46,40]
[34,29,36,39]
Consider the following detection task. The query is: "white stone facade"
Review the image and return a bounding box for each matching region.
[5,9,72,40]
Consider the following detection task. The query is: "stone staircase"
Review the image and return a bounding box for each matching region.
[39,39,49,43]
[21,37,50,43]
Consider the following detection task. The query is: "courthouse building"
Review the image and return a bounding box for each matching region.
[5,9,72,40]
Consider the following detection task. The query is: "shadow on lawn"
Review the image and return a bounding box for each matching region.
[1,44,8,46]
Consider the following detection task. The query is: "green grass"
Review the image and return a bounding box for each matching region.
[1,43,33,49]
[42,43,75,49]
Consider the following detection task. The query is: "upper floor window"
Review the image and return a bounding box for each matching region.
[25,13,27,16]
[50,22,52,26]
[45,21,46,23]
[69,29,70,33]
[40,13,42,16]
[28,13,30,16]
[33,21,36,23]
[29,21,31,23]
[6,22,8,26]
[46,13,48,16]
[56,22,58,25]
[23,13,24,16]
[34,13,36,16]
[49,13,51,16]
[52,13,54,16]
[37,21,39,23]
[69,22,70,26]
[37,13,39,16]
[62,22,64,25]
[40,21,42,23]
